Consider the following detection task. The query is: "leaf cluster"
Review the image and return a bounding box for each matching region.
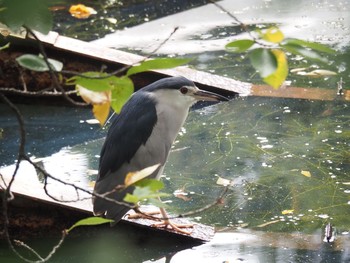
[225,26,336,88]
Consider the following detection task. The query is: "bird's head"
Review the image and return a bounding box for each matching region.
[143,76,228,109]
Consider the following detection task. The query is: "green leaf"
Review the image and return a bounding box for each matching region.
[0,0,53,34]
[123,193,139,204]
[110,77,134,113]
[262,27,284,43]
[126,58,191,76]
[16,54,48,72]
[123,179,168,205]
[282,43,328,63]
[66,217,114,233]
[248,48,277,77]
[69,72,115,92]
[263,49,288,89]
[16,54,62,72]
[134,179,164,191]
[225,39,255,53]
[71,74,134,114]
[282,38,336,54]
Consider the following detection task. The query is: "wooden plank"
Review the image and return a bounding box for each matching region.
[2,31,348,101]
[0,164,214,243]
[28,32,350,101]
[252,85,350,101]
[31,31,249,96]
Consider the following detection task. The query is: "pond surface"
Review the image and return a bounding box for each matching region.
[1,97,349,262]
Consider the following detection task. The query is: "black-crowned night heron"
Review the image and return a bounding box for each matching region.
[93,76,228,233]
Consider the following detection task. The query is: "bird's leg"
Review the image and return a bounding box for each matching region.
[151,207,193,235]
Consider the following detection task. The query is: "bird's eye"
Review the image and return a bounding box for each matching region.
[180,87,188,94]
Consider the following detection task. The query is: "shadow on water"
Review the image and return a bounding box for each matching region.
[1,97,349,262]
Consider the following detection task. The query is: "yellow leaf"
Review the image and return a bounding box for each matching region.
[69,4,97,19]
[264,49,288,89]
[301,170,312,177]
[216,176,232,186]
[77,85,111,105]
[93,103,110,126]
[124,164,161,188]
[282,209,294,215]
[262,27,285,43]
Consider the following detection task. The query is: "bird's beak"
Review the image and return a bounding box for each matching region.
[193,89,229,102]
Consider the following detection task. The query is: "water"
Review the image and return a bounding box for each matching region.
[164,98,350,232]
[1,98,349,262]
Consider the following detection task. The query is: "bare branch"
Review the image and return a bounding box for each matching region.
[209,0,269,46]
[0,87,78,97]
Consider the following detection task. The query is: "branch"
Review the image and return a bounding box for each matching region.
[23,155,135,209]
[24,27,87,107]
[13,231,67,263]
[0,93,26,196]
[0,87,78,97]
[209,0,269,46]
[60,27,180,78]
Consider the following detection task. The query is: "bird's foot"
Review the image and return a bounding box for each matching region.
[126,210,162,221]
[151,220,193,235]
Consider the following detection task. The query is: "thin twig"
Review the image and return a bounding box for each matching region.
[209,0,269,46]
[0,93,37,263]
[23,155,135,208]
[60,27,180,78]
[13,231,67,263]
[24,27,86,106]
[14,240,44,261]
[0,87,78,96]
[0,93,26,196]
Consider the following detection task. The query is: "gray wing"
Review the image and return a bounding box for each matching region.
[97,93,158,180]
[93,92,169,222]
